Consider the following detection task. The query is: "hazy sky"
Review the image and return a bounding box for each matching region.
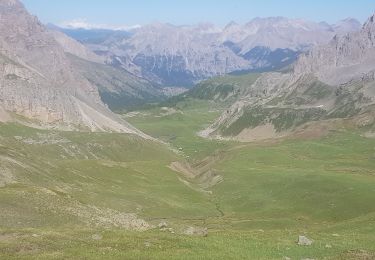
[21,0,375,29]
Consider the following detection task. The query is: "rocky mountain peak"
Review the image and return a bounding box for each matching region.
[333,18,362,34]
[363,13,375,31]
[0,0,146,136]
[61,14,362,86]
[224,21,239,30]
[0,0,23,8]
[293,13,375,85]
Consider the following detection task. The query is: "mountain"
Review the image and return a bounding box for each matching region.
[332,18,362,35]
[295,14,375,85]
[68,54,164,112]
[198,14,375,141]
[61,18,361,86]
[0,0,147,136]
[221,17,334,52]
[49,29,105,64]
[88,23,249,86]
[48,25,166,111]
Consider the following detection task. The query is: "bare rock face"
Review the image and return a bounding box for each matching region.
[297,235,313,246]
[184,226,208,237]
[0,0,146,137]
[294,14,375,85]
[49,30,105,64]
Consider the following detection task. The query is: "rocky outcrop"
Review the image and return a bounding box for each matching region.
[184,226,208,237]
[294,14,375,85]
[0,0,147,137]
[297,235,314,246]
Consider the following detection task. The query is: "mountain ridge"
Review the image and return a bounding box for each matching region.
[195,13,375,141]
[58,17,361,86]
[0,0,149,138]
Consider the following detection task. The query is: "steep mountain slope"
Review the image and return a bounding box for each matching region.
[49,29,105,64]
[295,14,375,85]
[200,14,375,141]
[68,54,164,112]
[63,18,360,86]
[0,0,145,136]
[48,26,166,111]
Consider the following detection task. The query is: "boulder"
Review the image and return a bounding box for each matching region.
[297,235,313,246]
[158,221,168,229]
[184,226,208,237]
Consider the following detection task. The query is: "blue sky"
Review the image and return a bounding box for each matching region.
[21,0,375,29]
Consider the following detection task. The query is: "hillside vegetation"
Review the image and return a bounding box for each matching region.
[1,67,375,259]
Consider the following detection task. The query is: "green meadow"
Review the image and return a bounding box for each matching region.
[1,99,375,259]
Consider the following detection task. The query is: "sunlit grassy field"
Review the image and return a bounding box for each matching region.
[1,99,375,259]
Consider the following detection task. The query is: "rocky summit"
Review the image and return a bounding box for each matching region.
[0,0,146,136]
[294,14,375,85]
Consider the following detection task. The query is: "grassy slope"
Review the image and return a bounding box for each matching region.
[188,73,260,102]
[127,99,375,259]
[0,124,217,229]
[1,97,375,259]
[212,132,375,224]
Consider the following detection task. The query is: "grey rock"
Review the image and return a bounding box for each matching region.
[158,221,168,229]
[297,235,313,246]
[49,29,105,64]
[0,0,148,138]
[184,226,208,237]
[91,234,103,240]
[294,13,375,86]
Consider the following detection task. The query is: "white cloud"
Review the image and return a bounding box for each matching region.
[60,18,141,31]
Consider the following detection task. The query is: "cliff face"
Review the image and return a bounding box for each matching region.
[294,14,375,85]
[0,0,146,136]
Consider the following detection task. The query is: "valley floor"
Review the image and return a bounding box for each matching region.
[1,99,375,259]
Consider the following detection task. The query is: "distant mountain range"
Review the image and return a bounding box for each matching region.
[1,0,372,140]
[194,14,375,141]
[56,17,361,86]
